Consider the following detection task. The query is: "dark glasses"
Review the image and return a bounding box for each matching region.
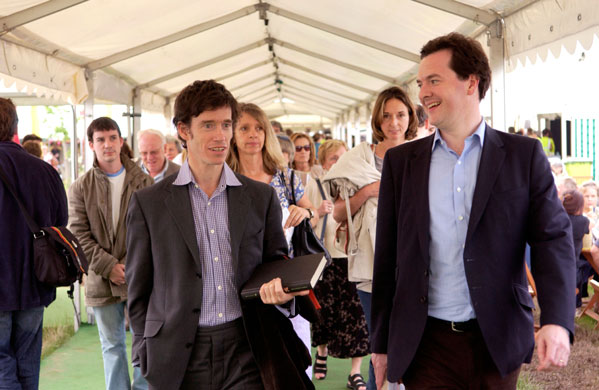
[295,145,310,152]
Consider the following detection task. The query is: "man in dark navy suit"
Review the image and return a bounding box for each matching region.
[371,33,575,389]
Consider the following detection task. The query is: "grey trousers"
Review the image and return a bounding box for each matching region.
[180,318,263,390]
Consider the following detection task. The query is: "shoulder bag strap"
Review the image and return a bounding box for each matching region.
[0,164,41,234]
[289,170,297,205]
[315,178,328,241]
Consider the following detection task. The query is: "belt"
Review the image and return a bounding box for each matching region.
[427,316,478,333]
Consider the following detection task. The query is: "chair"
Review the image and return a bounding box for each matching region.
[582,248,599,275]
[577,279,599,329]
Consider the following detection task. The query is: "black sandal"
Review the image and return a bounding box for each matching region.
[313,354,328,380]
[347,373,367,390]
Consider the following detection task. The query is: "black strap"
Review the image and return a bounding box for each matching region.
[0,164,41,234]
[290,170,297,205]
[315,178,328,241]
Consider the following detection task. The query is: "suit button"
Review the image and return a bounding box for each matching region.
[424,270,429,277]
[185,342,193,348]
[420,296,427,304]
[192,308,200,313]
[196,273,201,278]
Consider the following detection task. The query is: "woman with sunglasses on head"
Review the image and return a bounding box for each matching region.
[291,133,324,186]
[323,86,418,390]
[226,103,318,377]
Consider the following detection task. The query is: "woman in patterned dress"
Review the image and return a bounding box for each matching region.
[305,139,371,388]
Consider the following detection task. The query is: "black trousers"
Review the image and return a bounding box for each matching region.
[180,318,263,390]
[402,317,520,390]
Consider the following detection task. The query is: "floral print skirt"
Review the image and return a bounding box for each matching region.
[311,257,370,358]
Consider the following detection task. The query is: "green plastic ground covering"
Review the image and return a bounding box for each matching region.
[40,288,371,389]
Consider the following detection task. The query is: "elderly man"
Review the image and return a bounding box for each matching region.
[137,129,180,182]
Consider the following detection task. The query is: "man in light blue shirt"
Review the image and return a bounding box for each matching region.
[371,33,575,390]
[427,119,485,322]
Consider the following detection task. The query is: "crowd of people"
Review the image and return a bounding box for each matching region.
[0,32,595,390]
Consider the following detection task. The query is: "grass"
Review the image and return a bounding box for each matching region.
[517,371,542,390]
[42,286,85,359]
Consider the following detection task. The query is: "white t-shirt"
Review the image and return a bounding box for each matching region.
[106,167,126,239]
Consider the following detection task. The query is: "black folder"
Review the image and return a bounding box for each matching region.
[240,253,327,300]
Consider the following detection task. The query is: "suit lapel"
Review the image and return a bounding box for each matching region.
[410,137,433,263]
[466,126,505,244]
[227,182,250,272]
[164,183,202,270]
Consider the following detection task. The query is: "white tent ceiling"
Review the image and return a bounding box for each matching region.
[0,0,597,122]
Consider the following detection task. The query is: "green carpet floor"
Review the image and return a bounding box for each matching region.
[40,289,371,389]
[40,325,369,390]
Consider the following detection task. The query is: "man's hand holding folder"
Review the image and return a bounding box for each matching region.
[259,277,310,305]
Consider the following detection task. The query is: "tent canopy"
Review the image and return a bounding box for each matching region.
[0,0,597,123]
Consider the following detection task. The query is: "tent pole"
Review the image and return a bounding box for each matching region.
[488,19,506,131]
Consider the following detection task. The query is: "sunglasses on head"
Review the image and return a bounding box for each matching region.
[295,145,310,152]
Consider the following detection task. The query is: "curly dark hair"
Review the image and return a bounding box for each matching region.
[420,33,491,101]
[0,98,18,142]
[172,80,239,148]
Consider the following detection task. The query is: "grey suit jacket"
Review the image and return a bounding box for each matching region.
[126,169,312,389]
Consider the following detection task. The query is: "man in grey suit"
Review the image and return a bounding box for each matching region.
[126,80,314,390]
[137,129,180,183]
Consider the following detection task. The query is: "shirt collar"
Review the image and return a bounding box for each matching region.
[141,158,168,178]
[432,117,486,152]
[173,160,242,188]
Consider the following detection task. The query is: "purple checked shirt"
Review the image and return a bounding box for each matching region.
[173,161,242,326]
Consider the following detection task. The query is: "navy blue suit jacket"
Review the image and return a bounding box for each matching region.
[371,126,575,381]
[0,142,68,311]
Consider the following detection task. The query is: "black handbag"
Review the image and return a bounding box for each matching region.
[281,170,332,264]
[0,166,88,287]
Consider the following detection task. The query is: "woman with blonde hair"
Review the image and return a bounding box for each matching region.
[323,86,417,390]
[291,132,324,184]
[227,102,318,377]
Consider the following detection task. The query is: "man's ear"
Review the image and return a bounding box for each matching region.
[467,75,479,97]
[177,122,190,142]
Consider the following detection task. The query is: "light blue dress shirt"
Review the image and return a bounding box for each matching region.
[427,119,486,321]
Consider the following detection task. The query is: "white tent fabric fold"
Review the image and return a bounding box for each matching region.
[0,0,597,119]
[0,39,87,103]
[506,0,599,69]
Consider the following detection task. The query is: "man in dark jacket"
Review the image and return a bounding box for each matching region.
[0,98,68,389]
[126,80,314,390]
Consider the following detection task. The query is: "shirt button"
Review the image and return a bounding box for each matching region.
[457,160,462,165]
[214,257,218,262]
[210,229,215,234]
[218,285,222,290]
[218,313,223,318]
[457,187,461,192]
[194,184,199,189]
[207,201,211,206]
[458,215,464,221]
